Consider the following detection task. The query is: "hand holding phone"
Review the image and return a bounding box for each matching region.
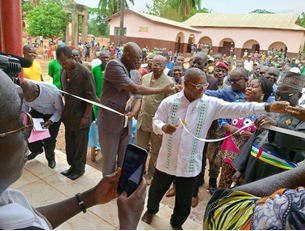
[117,144,148,197]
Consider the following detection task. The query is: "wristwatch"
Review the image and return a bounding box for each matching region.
[264,103,270,112]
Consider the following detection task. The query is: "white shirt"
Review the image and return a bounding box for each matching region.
[153,90,265,177]
[22,81,64,123]
[244,60,253,72]
[0,189,51,229]
[91,58,102,68]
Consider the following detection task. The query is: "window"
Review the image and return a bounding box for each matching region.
[139,27,148,32]
[114,27,126,36]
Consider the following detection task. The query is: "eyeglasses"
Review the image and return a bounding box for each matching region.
[274,91,297,100]
[259,72,265,75]
[153,63,165,68]
[187,80,209,89]
[127,52,142,61]
[228,77,246,84]
[0,112,33,140]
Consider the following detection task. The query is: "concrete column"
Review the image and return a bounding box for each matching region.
[0,0,24,80]
[71,12,78,47]
[82,14,88,43]
[65,22,69,46]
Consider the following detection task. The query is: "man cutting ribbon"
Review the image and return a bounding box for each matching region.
[141,68,289,229]
[232,71,305,185]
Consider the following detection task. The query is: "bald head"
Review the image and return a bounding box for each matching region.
[0,71,22,129]
[231,67,248,78]
[194,52,208,64]
[121,42,142,70]
[123,42,141,55]
[184,67,206,82]
[20,81,39,102]
[0,70,26,192]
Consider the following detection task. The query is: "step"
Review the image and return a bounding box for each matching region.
[10,149,202,230]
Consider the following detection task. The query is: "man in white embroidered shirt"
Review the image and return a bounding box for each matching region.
[141,68,290,229]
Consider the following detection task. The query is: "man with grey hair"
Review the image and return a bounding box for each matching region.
[135,55,175,185]
[142,68,289,229]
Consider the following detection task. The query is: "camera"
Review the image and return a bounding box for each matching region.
[0,52,32,85]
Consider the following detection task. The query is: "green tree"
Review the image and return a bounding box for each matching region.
[299,12,305,28]
[98,0,134,15]
[145,0,182,21]
[145,0,208,21]
[25,2,68,39]
[249,9,274,14]
[87,7,110,37]
[169,0,201,21]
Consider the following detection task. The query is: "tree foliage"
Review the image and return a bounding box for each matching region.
[98,0,134,15]
[249,9,274,14]
[87,7,110,38]
[145,0,210,22]
[25,2,68,38]
[299,12,305,28]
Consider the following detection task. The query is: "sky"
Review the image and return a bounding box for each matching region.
[75,0,305,15]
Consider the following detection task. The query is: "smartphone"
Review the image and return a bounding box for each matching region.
[40,122,48,130]
[117,144,148,196]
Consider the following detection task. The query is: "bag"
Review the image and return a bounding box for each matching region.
[206,141,223,167]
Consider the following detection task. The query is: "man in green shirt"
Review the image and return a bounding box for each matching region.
[48,58,62,89]
[91,50,110,118]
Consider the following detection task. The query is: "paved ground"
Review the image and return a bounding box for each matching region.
[32,37,213,226]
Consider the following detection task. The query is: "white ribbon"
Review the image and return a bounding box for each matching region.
[178,118,305,143]
[57,90,129,128]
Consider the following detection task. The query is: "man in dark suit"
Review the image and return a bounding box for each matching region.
[56,46,96,180]
[97,42,175,177]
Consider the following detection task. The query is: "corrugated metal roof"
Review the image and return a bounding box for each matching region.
[105,9,201,33]
[184,13,305,31]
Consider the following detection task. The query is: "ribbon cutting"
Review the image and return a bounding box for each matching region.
[46,83,305,142]
[179,118,305,143]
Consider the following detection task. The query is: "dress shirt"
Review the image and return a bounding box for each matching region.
[22,82,64,123]
[153,90,265,177]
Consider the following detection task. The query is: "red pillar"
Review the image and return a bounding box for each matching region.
[0,0,24,80]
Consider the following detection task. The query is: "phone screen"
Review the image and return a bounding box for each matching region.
[40,122,48,130]
[118,144,147,196]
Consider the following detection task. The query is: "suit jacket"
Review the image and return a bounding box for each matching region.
[60,62,96,131]
[97,58,141,135]
[206,74,218,90]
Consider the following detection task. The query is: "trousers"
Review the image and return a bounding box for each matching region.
[135,126,162,176]
[98,126,131,176]
[65,125,89,174]
[28,109,61,161]
[147,169,198,228]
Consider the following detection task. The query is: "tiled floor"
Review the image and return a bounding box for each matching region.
[10,150,203,230]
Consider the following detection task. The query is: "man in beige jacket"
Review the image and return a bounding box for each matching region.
[135,55,175,184]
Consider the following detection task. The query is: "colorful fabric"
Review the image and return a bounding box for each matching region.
[251,143,297,170]
[204,187,305,230]
[204,189,259,230]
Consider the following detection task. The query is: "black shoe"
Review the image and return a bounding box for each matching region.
[61,167,74,176]
[48,160,56,169]
[209,178,218,195]
[27,149,43,160]
[68,171,84,180]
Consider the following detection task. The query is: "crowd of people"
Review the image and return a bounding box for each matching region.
[2,36,305,229]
